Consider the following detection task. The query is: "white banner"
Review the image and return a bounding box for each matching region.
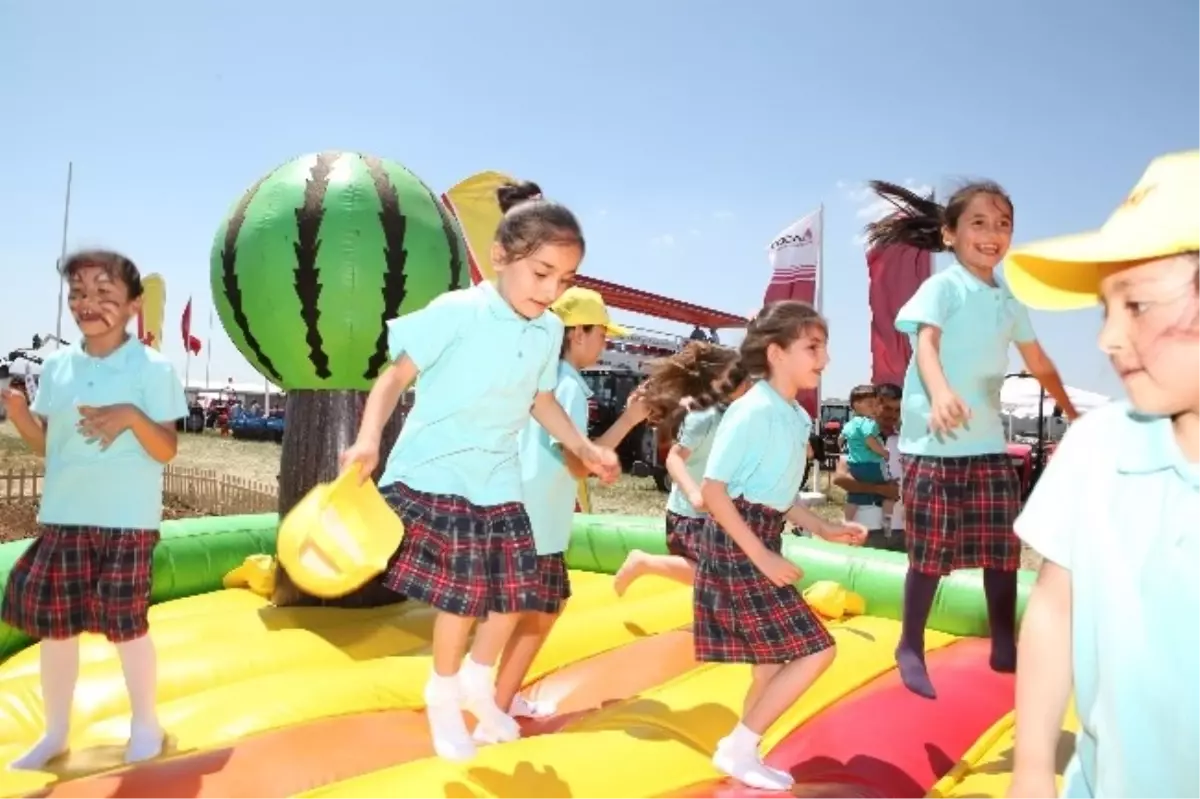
[766,209,822,288]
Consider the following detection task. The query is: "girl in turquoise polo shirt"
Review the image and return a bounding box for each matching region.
[864,180,1079,700]
[612,341,750,595]
[1,250,188,770]
[1006,151,1198,798]
[340,182,620,762]
[490,286,649,725]
[696,301,867,791]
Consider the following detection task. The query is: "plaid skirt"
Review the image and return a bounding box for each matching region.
[529,553,572,614]
[900,454,1021,576]
[665,511,705,562]
[693,498,835,664]
[0,525,159,643]
[381,481,540,618]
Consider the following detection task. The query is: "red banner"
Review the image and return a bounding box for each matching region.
[867,243,931,386]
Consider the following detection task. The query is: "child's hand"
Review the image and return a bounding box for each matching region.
[1006,773,1057,798]
[929,390,971,435]
[1,386,27,413]
[752,550,802,588]
[338,439,380,484]
[687,489,706,511]
[77,404,137,449]
[819,520,869,547]
[579,441,620,484]
[624,385,650,422]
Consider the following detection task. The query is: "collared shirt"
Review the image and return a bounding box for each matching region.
[519,361,590,555]
[1016,402,1199,798]
[895,263,1037,457]
[32,337,188,529]
[843,415,885,464]
[665,406,723,518]
[704,380,812,512]
[380,281,564,506]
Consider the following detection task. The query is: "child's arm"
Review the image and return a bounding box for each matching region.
[2,390,47,455]
[532,392,619,482]
[832,456,900,500]
[356,357,418,448]
[666,443,702,507]
[865,435,888,458]
[562,398,647,479]
[784,503,867,545]
[703,479,800,587]
[77,359,189,463]
[916,326,971,433]
[1016,341,1079,421]
[1009,560,1073,797]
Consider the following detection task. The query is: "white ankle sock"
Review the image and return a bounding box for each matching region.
[712,746,795,792]
[424,672,476,761]
[116,636,164,764]
[9,638,79,770]
[721,722,761,753]
[510,695,556,719]
[459,656,520,744]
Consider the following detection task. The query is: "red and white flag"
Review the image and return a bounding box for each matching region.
[867,242,931,386]
[181,298,203,356]
[763,209,822,418]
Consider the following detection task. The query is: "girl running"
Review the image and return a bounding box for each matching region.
[1,250,188,769]
[612,341,749,595]
[696,301,867,791]
[1007,151,1198,798]
[491,286,649,723]
[864,180,1077,700]
[339,181,620,762]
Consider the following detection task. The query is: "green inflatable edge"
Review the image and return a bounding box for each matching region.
[0,512,1034,662]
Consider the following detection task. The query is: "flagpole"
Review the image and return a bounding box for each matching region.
[813,203,825,494]
[54,162,73,342]
[205,306,213,390]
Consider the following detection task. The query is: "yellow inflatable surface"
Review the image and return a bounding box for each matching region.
[0,570,1060,799]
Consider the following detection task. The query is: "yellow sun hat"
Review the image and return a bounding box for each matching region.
[550,286,629,337]
[275,465,404,599]
[1005,149,1199,311]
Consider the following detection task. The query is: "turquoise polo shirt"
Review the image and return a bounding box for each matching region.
[518,361,590,555]
[842,415,885,464]
[703,380,812,512]
[666,406,722,518]
[380,281,564,507]
[895,263,1036,457]
[31,337,188,530]
[1016,402,1199,798]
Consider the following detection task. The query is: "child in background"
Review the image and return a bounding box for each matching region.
[833,382,905,550]
[493,287,649,723]
[339,182,620,761]
[697,301,867,791]
[839,383,893,528]
[1005,151,1198,798]
[1,250,188,769]
[612,341,750,595]
[865,179,1078,700]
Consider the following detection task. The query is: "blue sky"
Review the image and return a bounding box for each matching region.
[2,0,1196,398]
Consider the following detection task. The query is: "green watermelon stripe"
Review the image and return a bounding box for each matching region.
[424,183,466,293]
[219,174,283,383]
[293,150,339,379]
[361,154,411,380]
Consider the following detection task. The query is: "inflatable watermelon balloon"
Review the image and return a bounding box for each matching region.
[210,150,469,607]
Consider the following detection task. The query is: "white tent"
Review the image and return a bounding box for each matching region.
[1001,378,1111,420]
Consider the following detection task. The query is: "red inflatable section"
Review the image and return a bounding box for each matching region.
[674,638,1015,798]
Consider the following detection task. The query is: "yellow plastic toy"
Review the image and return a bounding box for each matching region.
[803,580,867,620]
[275,466,405,598]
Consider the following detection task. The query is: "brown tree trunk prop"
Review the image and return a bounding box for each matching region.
[271,389,405,608]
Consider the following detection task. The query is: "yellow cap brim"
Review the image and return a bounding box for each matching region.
[1007,229,1197,311]
[604,322,630,337]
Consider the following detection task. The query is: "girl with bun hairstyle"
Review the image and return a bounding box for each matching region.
[341,181,620,762]
[865,180,1076,700]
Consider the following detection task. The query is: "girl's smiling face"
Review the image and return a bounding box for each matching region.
[1098,252,1199,415]
[944,192,1014,276]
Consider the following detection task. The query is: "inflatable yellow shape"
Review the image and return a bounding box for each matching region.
[136,273,165,350]
[927,701,1079,798]
[222,554,277,598]
[803,580,867,620]
[277,466,404,599]
[302,617,961,798]
[442,170,517,283]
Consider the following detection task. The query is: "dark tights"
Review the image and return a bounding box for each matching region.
[896,568,1018,699]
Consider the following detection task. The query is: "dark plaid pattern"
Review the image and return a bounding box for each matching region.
[665,511,705,562]
[900,454,1022,576]
[529,553,572,614]
[381,481,540,618]
[693,498,835,664]
[1,525,158,642]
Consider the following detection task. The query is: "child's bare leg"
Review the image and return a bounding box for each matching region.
[614,550,696,596]
[424,612,477,761]
[743,648,835,733]
[843,503,859,521]
[494,611,561,715]
[463,611,523,743]
[10,637,79,770]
